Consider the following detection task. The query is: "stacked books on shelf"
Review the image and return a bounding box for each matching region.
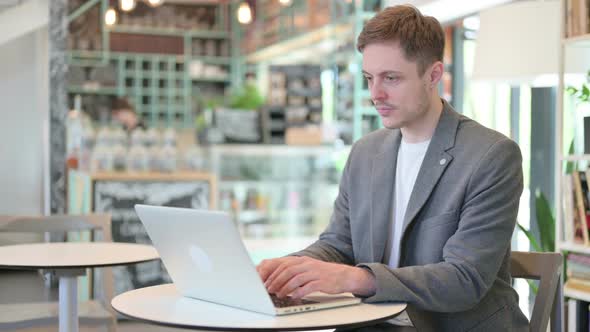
[567,254,590,291]
[563,170,590,329]
[562,170,590,246]
[566,0,590,38]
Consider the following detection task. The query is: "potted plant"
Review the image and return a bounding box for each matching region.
[216,82,265,143]
[517,141,575,293]
[566,70,590,104]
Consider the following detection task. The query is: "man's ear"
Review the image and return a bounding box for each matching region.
[427,61,444,88]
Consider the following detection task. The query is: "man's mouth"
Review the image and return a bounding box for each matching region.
[375,107,395,116]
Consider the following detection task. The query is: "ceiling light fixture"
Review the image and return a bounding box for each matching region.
[279,0,292,6]
[119,0,136,12]
[237,2,252,25]
[146,0,164,7]
[105,7,117,26]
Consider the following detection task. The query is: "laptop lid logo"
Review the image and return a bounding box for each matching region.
[189,245,213,273]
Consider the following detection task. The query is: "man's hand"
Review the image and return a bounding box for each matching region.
[256,256,376,299]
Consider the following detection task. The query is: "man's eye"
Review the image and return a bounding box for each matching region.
[364,76,372,81]
[385,76,397,81]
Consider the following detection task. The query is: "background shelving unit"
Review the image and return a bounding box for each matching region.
[555,0,590,321]
[263,65,323,144]
[240,0,382,144]
[352,2,381,141]
[556,28,590,244]
[66,0,235,129]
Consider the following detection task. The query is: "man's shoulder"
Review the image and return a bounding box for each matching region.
[353,128,394,151]
[454,114,521,159]
[456,114,515,148]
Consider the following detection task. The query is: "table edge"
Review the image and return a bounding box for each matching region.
[0,257,159,270]
[112,300,407,331]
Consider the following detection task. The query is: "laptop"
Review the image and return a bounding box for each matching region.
[134,204,361,316]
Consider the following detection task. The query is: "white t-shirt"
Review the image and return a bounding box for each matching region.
[386,138,430,327]
[388,138,431,268]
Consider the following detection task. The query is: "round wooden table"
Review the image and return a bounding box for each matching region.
[112,283,407,331]
[0,242,159,332]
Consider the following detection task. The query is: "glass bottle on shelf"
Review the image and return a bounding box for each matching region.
[130,128,147,147]
[90,145,113,172]
[145,128,161,147]
[184,146,208,171]
[160,128,178,173]
[78,122,95,171]
[112,144,127,172]
[148,145,163,172]
[160,145,177,173]
[66,95,84,169]
[127,144,149,172]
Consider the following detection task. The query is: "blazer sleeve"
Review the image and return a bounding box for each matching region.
[358,138,523,312]
[289,143,357,265]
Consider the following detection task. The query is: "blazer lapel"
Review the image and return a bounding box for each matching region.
[401,101,460,237]
[370,130,401,262]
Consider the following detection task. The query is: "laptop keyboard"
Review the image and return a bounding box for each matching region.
[269,293,317,308]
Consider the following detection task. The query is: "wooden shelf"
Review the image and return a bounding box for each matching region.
[207,144,350,157]
[245,21,352,64]
[89,171,215,182]
[219,180,337,188]
[559,242,590,254]
[190,56,232,65]
[190,77,231,83]
[67,86,119,95]
[110,26,229,39]
[564,285,590,302]
[563,33,590,47]
[124,71,184,78]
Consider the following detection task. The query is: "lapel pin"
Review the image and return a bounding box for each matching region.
[439,158,447,165]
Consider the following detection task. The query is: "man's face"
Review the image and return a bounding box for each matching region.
[114,109,136,127]
[362,41,434,130]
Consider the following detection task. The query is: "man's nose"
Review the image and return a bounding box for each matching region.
[370,83,387,102]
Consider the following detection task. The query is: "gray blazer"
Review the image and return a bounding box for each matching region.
[294,101,530,331]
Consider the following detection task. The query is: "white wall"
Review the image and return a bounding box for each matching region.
[0,0,49,48]
[383,0,515,23]
[0,27,49,216]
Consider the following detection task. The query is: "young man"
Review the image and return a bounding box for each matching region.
[257,5,529,331]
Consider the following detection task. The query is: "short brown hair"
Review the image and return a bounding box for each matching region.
[357,5,445,75]
[112,97,134,113]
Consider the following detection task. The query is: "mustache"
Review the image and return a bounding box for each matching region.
[372,101,396,108]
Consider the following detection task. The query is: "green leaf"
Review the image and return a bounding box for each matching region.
[535,189,555,252]
[565,140,576,174]
[517,223,542,252]
[229,83,265,110]
[568,79,590,104]
[567,86,579,95]
[526,279,539,294]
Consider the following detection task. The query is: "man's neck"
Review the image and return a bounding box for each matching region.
[400,95,443,143]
